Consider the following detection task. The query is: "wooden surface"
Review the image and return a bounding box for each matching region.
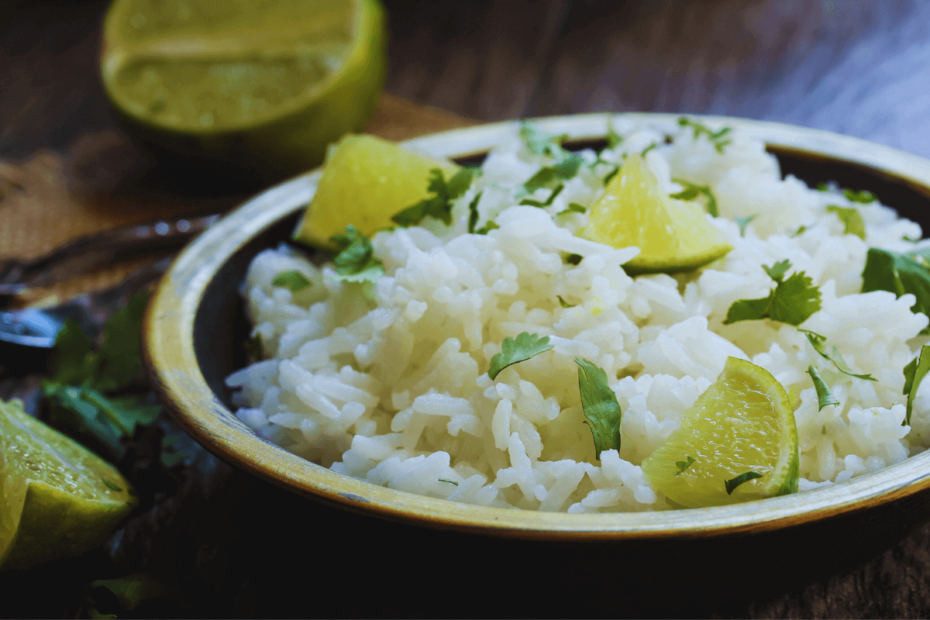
[3,0,930,617]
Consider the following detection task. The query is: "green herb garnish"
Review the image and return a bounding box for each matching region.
[806,366,841,411]
[670,178,719,217]
[41,291,161,457]
[557,295,576,308]
[271,270,312,292]
[861,248,930,330]
[519,122,570,158]
[677,117,732,153]
[826,205,866,239]
[605,119,623,149]
[724,260,822,326]
[903,345,930,425]
[735,216,756,236]
[392,168,474,227]
[843,188,877,204]
[800,330,876,381]
[329,225,385,283]
[488,332,554,380]
[438,478,459,486]
[467,191,483,234]
[520,183,564,208]
[522,156,584,194]
[640,143,657,157]
[575,358,623,460]
[674,456,696,475]
[724,471,763,495]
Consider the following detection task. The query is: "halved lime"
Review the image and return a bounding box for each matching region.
[641,357,799,508]
[582,154,732,274]
[101,0,387,180]
[0,400,137,571]
[293,133,460,248]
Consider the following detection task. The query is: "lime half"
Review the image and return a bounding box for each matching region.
[641,357,799,508]
[101,0,387,180]
[294,133,460,248]
[582,154,732,274]
[0,401,137,571]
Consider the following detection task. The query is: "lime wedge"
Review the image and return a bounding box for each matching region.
[101,0,387,180]
[293,133,460,248]
[582,154,732,274]
[641,357,799,508]
[0,400,136,571]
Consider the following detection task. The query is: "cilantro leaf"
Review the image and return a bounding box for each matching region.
[670,178,719,217]
[640,143,657,157]
[725,471,763,494]
[467,191,483,234]
[566,202,587,214]
[763,259,792,283]
[677,117,732,153]
[800,330,876,381]
[488,332,553,380]
[675,456,696,475]
[735,216,755,236]
[605,119,623,149]
[557,295,576,308]
[329,225,384,283]
[392,168,474,227]
[48,318,95,386]
[438,478,459,486]
[826,205,866,239]
[523,155,584,193]
[862,248,930,328]
[475,220,499,235]
[93,291,149,392]
[519,122,569,158]
[520,183,565,208]
[843,188,877,204]
[807,366,840,410]
[574,358,623,460]
[724,261,821,326]
[272,270,312,292]
[903,345,930,425]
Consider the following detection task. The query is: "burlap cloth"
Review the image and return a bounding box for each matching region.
[0,93,476,307]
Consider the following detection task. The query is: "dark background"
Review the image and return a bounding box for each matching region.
[2,0,930,617]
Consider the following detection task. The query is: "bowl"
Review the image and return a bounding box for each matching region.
[143,114,930,613]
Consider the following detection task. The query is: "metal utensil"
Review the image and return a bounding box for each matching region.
[0,213,220,303]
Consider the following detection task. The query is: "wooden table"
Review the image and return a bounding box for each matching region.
[3,1,930,617]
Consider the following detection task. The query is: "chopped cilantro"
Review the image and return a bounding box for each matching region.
[438,478,459,486]
[522,155,584,194]
[725,471,763,494]
[677,117,732,153]
[475,220,500,235]
[843,188,877,204]
[861,248,930,330]
[565,253,583,265]
[903,345,930,425]
[640,143,657,157]
[566,202,587,214]
[674,456,696,475]
[793,225,809,237]
[467,191,483,234]
[670,179,719,217]
[826,205,866,239]
[602,164,620,184]
[904,235,922,243]
[735,216,756,237]
[329,225,384,283]
[575,358,623,460]
[519,122,570,158]
[520,183,565,208]
[392,168,475,227]
[605,119,623,149]
[724,260,821,326]
[816,182,831,192]
[806,366,840,411]
[557,295,576,308]
[800,330,876,381]
[488,332,554,380]
[42,291,162,458]
[271,270,312,292]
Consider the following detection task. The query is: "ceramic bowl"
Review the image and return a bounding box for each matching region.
[143,114,930,605]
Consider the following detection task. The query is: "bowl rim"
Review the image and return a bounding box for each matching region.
[143,112,930,541]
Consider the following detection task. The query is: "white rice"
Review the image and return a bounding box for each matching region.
[226,117,930,512]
